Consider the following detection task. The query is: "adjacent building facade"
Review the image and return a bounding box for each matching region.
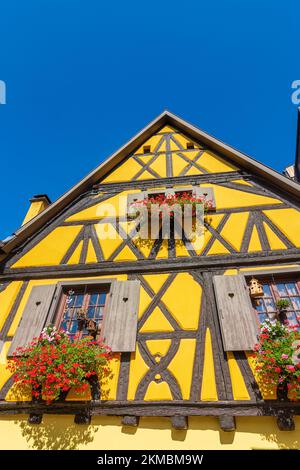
[0,111,300,449]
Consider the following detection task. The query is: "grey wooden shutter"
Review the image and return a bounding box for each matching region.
[102,280,140,352]
[213,275,259,351]
[193,186,216,209]
[8,284,57,356]
[127,192,147,219]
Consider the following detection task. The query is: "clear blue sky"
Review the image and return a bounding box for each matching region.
[0,1,299,239]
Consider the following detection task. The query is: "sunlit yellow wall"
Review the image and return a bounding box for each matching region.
[22,199,49,226]
[0,415,299,450]
[101,126,238,183]
[128,273,201,401]
[10,183,296,267]
[2,123,300,447]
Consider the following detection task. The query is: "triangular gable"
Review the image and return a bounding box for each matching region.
[100,125,237,183]
[1,110,299,255]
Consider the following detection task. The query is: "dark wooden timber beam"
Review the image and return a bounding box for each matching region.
[1,250,300,281]
[276,410,295,431]
[122,415,139,426]
[219,415,236,432]
[95,171,247,192]
[0,400,299,419]
[171,415,188,430]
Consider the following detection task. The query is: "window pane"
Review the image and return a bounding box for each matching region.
[90,294,98,305]
[286,283,298,296]
[87,307,95,319]
[99,293,107,305]
[291,297,300,310]
[256,300,265,312]
[75,294,84,307]
[258,313,268,323]
[59,287,108,339]
[255,280,300,330]
[61,320,68,332]
[66,294,75,307]
[286,313,298,326]
[95,306,104,319]
[64,308,72,319]
[70,321,78,334]
[268,313,277,322]
[82,325,89,336]
[262,284,272,297]
[276,283,287,296]
[265,298,276,312]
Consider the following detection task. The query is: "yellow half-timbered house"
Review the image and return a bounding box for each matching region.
[0,111,300,449]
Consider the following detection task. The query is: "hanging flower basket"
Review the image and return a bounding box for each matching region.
[7,325,114,403]
[253,321,300,400]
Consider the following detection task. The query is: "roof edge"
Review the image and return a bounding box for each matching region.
[2,110,299,254]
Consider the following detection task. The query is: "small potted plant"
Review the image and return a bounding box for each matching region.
[276,299,290,324]
[76,307,87,330]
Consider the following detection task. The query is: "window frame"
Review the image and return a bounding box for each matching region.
[46,279,116,338]
[243,269,300,328]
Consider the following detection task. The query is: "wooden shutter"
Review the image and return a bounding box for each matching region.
[8,284,57,356]
[193,186,216,209]
[213,275,258,351]
[102,280,140,352]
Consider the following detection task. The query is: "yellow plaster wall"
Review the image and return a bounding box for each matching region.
[22,200,48,226]
[0,415,299,450]
[144,381,173,400]
[167,339,196,399]
[100,127,242,184]
[0,282,23,330]
[227,352,250,400]
[197,151,237,173]
[160,273,201,330]
[220,212,249,251]
[12,226,83,268]
[140,306,174,333]
[204,184,282,209]
[127,345,149,400]
[264,208,300,247]
[10,181,298,268]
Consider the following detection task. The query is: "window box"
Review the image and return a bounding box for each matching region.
[127,186,216,240]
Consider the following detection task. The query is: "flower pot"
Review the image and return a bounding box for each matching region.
[277,308,288,325]
[87,375,100,400]
[276,381,289,401]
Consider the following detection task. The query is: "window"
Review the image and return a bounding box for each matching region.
[55,287,109,340]
[8,279,140,356]
[143,145,151,154]
[186,142,194,149]
[254,279,300,329]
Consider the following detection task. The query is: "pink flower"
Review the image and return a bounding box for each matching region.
[281,354,289,359]
[286,365,295,372]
